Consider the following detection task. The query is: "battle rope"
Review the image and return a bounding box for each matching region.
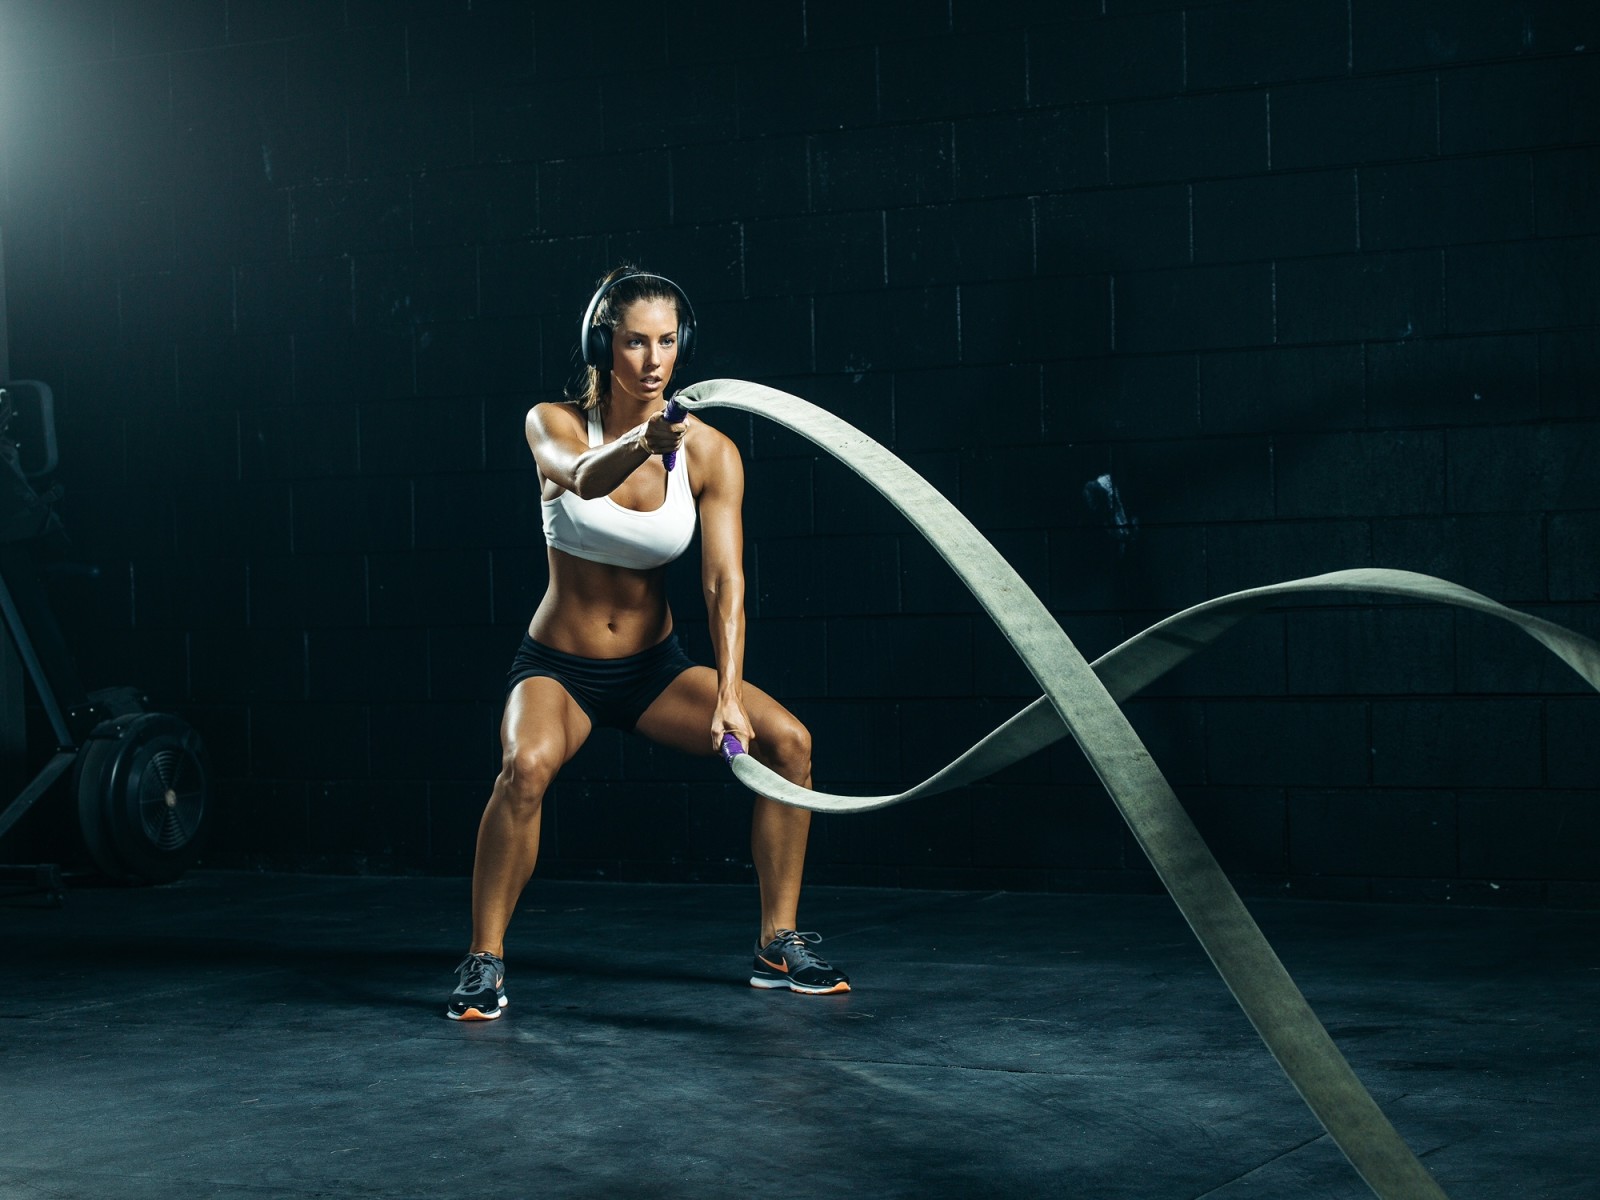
[679,377,1595,1199]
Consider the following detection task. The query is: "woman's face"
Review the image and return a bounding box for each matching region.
[608,297,679,406]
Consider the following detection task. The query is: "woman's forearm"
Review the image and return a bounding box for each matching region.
[567,423,654,499]
[706,573,746,698]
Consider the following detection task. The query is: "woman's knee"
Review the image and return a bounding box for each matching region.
[495,743,558,815]
[758,715,812,778]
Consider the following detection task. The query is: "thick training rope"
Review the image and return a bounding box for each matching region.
[678,377,1594,1199]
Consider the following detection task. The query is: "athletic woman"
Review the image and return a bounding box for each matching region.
[447,268,849,1019]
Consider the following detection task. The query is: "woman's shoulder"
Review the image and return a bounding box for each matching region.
[527,400,586,434]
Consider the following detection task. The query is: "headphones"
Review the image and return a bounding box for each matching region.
[579,272,697,369]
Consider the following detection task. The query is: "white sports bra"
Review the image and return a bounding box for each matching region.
[541,407,697,570]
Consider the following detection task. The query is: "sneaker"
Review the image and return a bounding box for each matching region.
[751,929,851,994]
[447,951,508,1020]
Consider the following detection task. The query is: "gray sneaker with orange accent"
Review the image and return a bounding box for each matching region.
[447,951,507,1020]
[751,929,850,994]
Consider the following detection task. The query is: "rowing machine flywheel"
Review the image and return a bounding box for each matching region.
[74,712,211,884]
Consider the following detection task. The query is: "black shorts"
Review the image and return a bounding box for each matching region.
[505,633,698,731]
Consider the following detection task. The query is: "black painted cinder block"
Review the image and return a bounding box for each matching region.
[1115,434,1275,523]
[1371,514,1546,604]
[240,405,361,481]
[1362,156,1534,252]
[1371,698,1543,787]
[745,212,885,298]
[815,286,959,373]
[954,107,1107,199]
[1288,607,1455,695]
[1449,236,1600,334]
[406,5,534,95]
[1447,423,1600,513]
[744,617,828,700]
[741,455,813,541]
[367,548,493,627]
[1289,788,1456,878]
[412,163,538,248]
[811,453,912,537]
[1275,430,1446,519]
[887,198,1034,287]
[294,329,415,405]
[349,92,474,176]
[292,478,413,555]
[236,258,355,335]
[1030,12,1184,105]
[539,152,671,238]
[308,626,429,703]
[879,31,1026,122]
[120,268,235,344]
[190,628,305,702]
[1367,335,1539,428]
[415,318,539,396]
[427,624,513,702]
[661,0,803,65]
[607,222,745,305]
[1353,0,1598,72]
[811,123,954,212]
[754,533,900,619]
[1188,0,1349,89]
[471,79,596,167]
[1277,250,1445,344]
[604,68,740,154]
[1049,354,1198,440]
[478,235,606,321]
[369,700,499,782]
[896,364,1042,453]
[738,45,877,137]
[1459,788,1600,879]
[1193,170,1358,263]
[696,294,813,379]
[1270,75,1437,170]
[1115,263,1274,354]
[249,554,367,630]
[1123,698,1208,787]
[1206,520,1371,597]
[1549,513,1600,602]
[804,0,951,47]
[1206,698,1370,786]
[962,275,1111,363]
[970,783,1126,870]
[292,181,413,260]
[672,136,810,225]
[1548,696,1600,788]
[1198,344,1364,435]
[1051,523,1208,615]
[176,481,292,560]
[961,442,1112,533]
[1534,147,1600,238]
[1440,56,1600,156]
[1109,92,1268,185]
[800,699,902,784]
[1036,184,1189,275]
[176,334,293,409]
[110,1,227,57]
[415,471,535,551]
[353,247,479,333]
[827,614,974,700]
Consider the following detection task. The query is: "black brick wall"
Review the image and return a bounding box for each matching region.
[2,1,1596,906]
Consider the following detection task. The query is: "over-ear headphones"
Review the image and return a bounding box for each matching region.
[579,272,697,369]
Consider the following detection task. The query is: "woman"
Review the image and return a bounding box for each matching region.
[448,268,849,1019]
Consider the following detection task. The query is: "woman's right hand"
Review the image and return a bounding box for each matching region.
[637,408,688,457]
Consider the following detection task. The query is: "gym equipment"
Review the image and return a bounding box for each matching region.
[678,377,1595,1200]
[0,382,212,886]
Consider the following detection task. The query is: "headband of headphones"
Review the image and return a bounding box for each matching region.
[578,272,697,369]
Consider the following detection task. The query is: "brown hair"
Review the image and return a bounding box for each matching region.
[567,265,684,412]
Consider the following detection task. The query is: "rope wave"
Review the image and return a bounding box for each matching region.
[677,377,1597,1200]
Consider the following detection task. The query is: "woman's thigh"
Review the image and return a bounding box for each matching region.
[632,666,805,760]
[501,675,594,768]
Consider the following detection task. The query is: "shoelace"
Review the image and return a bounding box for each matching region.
[770,929,831,969]
[454,953,500,989]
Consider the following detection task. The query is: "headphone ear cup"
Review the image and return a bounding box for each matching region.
[585,323,611,369]
[677,319,694,365]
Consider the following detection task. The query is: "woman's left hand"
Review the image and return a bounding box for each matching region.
[711,693,753,755]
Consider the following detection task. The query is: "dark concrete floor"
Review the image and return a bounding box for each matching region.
[1,872,1595,1199]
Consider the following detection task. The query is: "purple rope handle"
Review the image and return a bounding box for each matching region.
[719,733,745,762]
[662,397,686,472]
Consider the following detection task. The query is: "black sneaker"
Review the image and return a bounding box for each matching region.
[447,951,507,1020]
[751,929,851,994]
